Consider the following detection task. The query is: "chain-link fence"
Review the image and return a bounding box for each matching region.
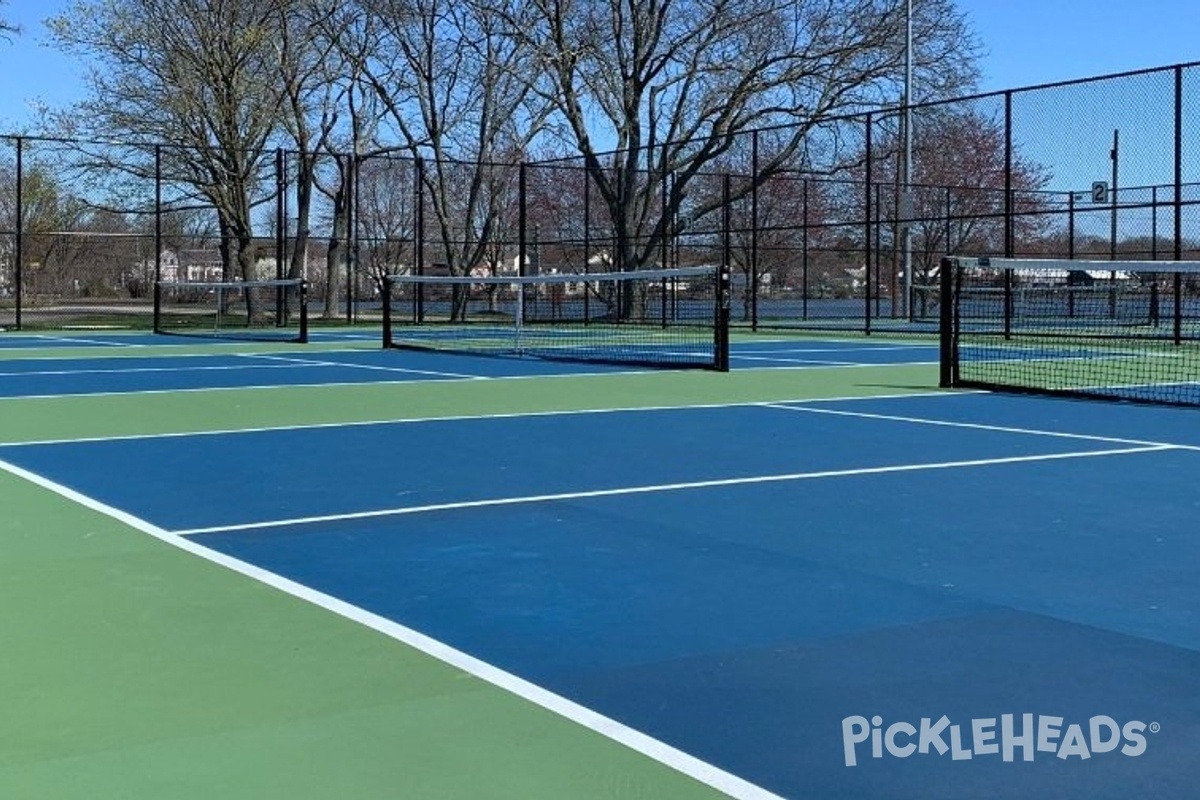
[4,62,1200,334]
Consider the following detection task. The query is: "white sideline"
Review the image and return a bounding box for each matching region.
[0,456,787,800]
[174,444,1174,537]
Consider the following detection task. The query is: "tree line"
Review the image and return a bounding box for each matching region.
[8,0,1078,319]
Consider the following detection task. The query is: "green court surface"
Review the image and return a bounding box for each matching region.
[0,334,939,799]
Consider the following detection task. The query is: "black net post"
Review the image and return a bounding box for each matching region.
[938,257,954,387]
[716,264,731,372]
[381,274,393,348]
[1174,272,1184,345]
[660,273,668,329]
[152,281,162,333]
[1003,267,1013,339]
[298,280,309,344]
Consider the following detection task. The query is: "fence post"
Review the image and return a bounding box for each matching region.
[345,151,357,324]
[414,158,425,321]
[1174,65,1184,262]
[583,162,591,322]
[717,173,732,371]
[275,148,286,325]
[864,114,873,334]
[518,161,528,323]
[153,144,162,332]
[1004,91,1014,258]
[801,178,809,320]
[1174,65,1184,344]
[14,136,22,330]
[660,141,669,271]
[750,129,760,331]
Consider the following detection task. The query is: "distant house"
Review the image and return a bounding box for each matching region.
[177,249,225,282]
[145,248,222,283]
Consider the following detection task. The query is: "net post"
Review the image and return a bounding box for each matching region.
[938,257,954,387]
[715,264,731,372]
[514,277,525,354]
[1174,271,1183,345]
[381,275,393,348]
[298,280,309,344]
[1003,267,1013,339]
[660,273,668,329]
[152,280,162,333]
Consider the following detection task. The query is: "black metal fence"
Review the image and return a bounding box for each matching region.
[3,61,1200,334]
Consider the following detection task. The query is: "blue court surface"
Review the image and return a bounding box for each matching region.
[0,349,604,396]
[0,329,379,349]
[3,390,1197,800]
[0,338,939,397]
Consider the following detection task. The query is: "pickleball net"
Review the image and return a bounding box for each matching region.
[938,256,1200,406]
[153,278,308,343]
[382,265,730,371]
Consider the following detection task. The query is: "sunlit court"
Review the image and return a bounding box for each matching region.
[4,1,1200,798]
[1,323,1198,799]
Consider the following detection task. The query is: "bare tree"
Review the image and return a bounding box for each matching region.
[870,106,1053,278]
[274,0,379,318]
[521,0,979,317]
[344,0,552,319]
[0,3,16,40]
[0,159,91,301]
[47,0,286,311]
[355,153,416,298]
[722,168,841,322]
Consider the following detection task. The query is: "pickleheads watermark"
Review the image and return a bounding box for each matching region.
[842,714,1159,767]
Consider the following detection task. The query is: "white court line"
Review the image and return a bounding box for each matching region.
[0,456,786,800]
[243,352,488,380]
[743,359,940,370]
[174,444,1175,537]
[0,362,315,378]
[0,371,630,402]
[0,363,668,401]
[0,346,371,364]
[734,345,934,355]
[0,357,925,401]
[764,403,1200,452]
[0,353,938,402]
[308,332,378,341]
[26,334,142,348]
[732,355,866,366]
[0,391,957,448]
[9,385,1193,454]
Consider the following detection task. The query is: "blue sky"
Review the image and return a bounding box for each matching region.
[0,0,1196,132]
[962,0,1200,92]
